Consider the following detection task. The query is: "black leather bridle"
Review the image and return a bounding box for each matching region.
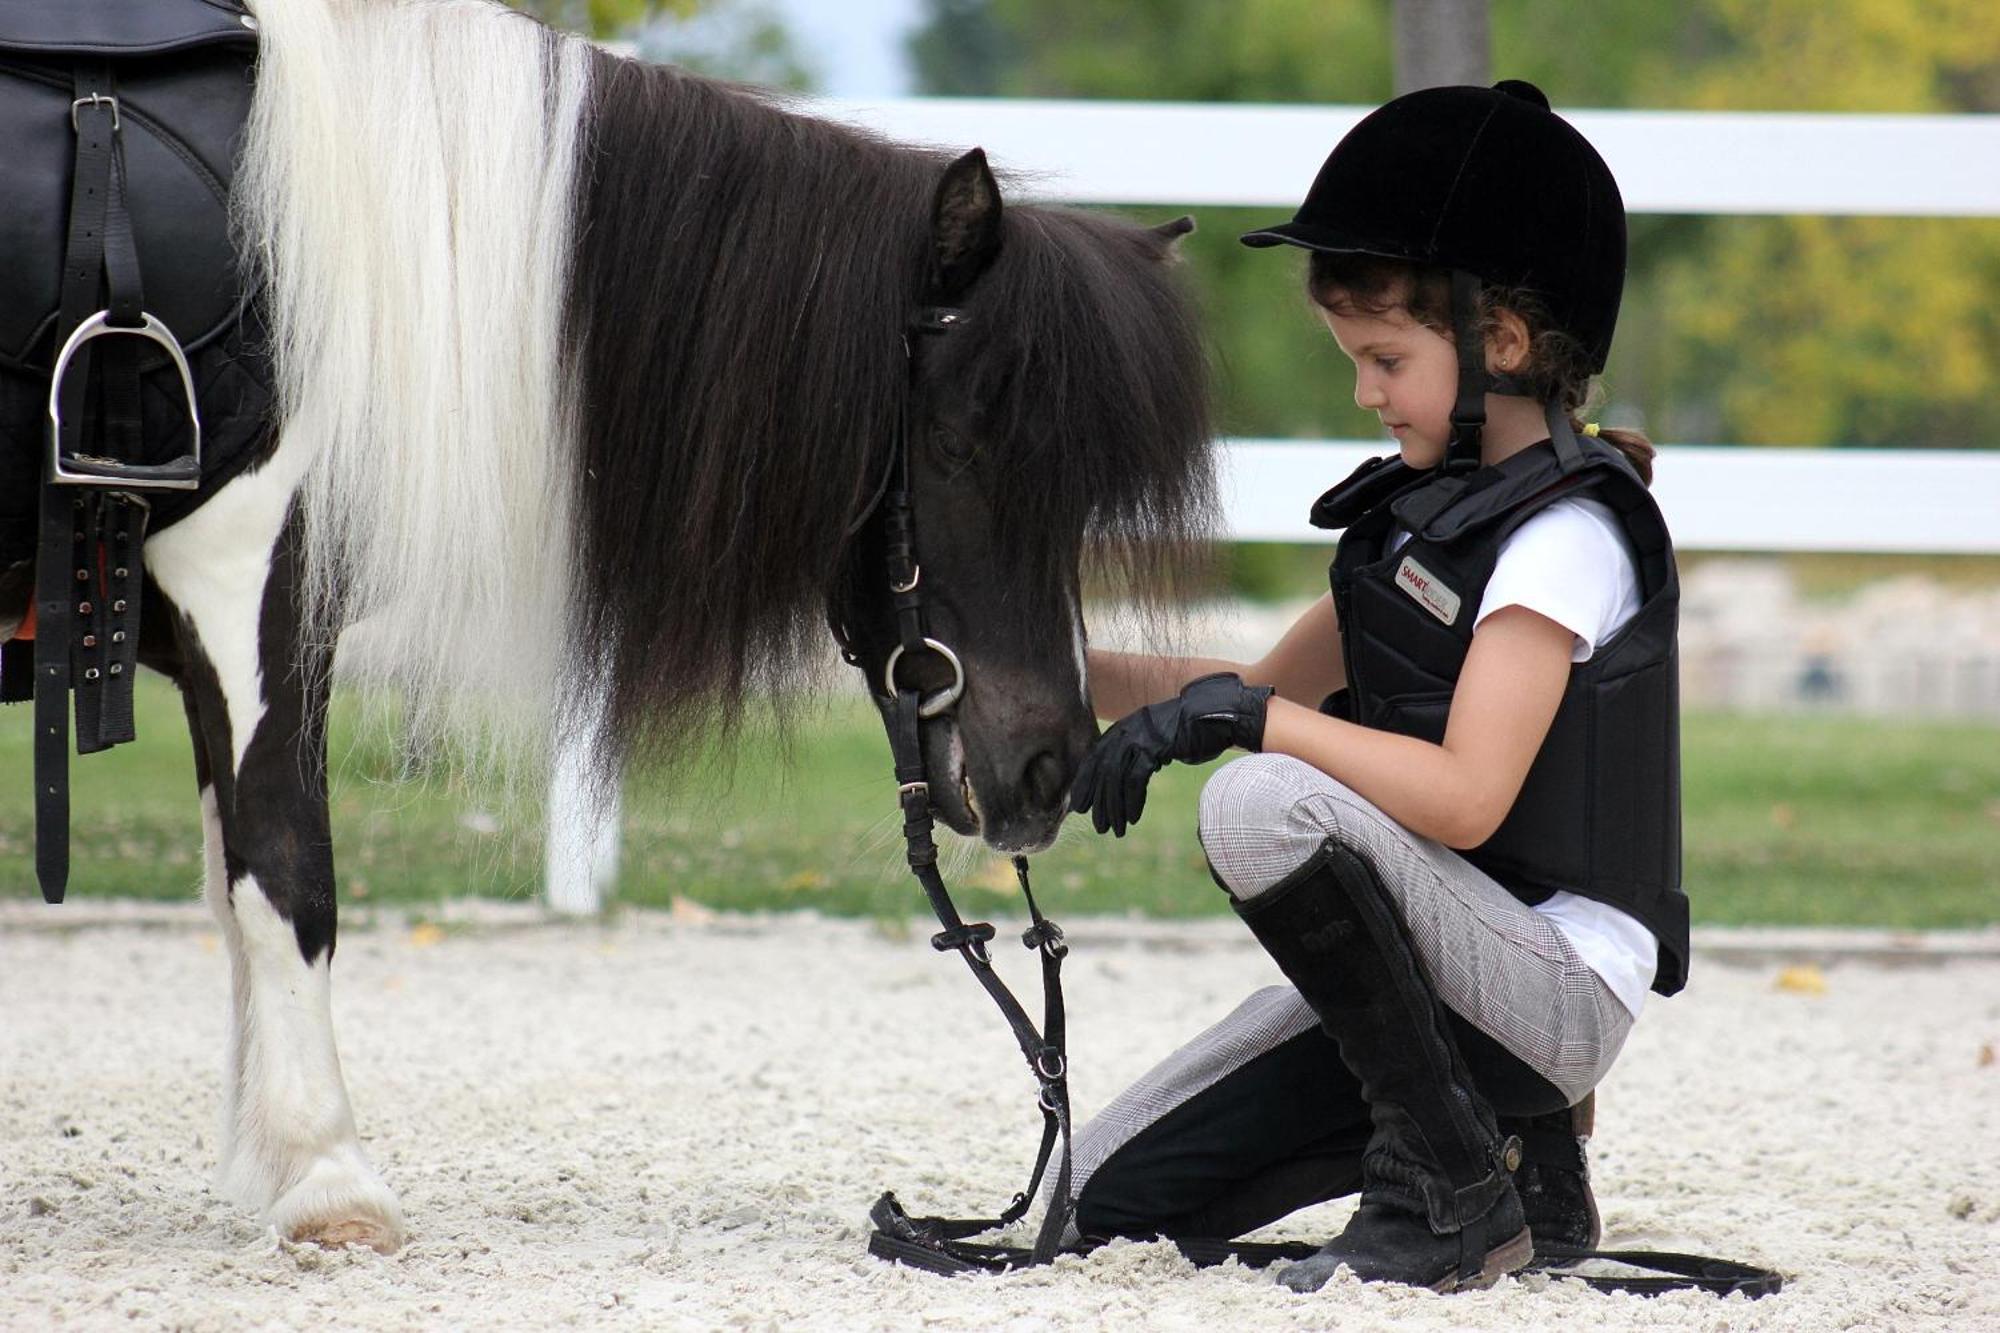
[831,305,1077,1269]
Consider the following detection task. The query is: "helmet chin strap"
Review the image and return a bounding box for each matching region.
[1446,269,1537,472]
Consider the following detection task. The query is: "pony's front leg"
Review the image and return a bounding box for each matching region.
[149,463,404,1253]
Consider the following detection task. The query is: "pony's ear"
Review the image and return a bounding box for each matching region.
[932,147,1004,301]
[1150,214,1196,261]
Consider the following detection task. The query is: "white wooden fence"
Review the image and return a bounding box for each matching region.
[816,99,2000,216]
[1223,442,2000,555]
[544,99,2000,913]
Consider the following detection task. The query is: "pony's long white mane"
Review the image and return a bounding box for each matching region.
[237,0,591,755]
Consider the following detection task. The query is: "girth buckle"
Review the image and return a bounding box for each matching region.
[70,92,120,133]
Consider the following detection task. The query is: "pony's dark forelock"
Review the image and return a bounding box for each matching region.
[935,205,1215,621]
[567,51,1213,765]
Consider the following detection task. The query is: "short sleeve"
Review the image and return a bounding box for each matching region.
[1473,499,1640,663]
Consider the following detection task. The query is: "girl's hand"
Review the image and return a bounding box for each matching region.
[1069,673,1273,836]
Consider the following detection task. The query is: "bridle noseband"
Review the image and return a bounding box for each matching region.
[835,304,1077,1270]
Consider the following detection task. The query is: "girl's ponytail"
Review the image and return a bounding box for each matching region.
[1577,420,1655,487]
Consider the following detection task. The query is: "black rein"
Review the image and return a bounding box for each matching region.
[840,305,1078,1271]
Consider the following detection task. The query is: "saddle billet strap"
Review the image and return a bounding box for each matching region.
[98,498,146,745]
[68,493,105,752]
[71,494,146,756]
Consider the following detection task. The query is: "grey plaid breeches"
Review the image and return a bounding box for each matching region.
[1198,752,1632,1099]
[1058,755,1633,1236]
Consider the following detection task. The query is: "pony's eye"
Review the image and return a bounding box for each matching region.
[930,422,977,463]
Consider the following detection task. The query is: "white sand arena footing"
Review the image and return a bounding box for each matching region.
[1,904,1995,1330]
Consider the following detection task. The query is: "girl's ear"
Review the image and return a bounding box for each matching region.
[1486,308,1532,372]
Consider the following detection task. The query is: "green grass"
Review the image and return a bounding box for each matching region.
[2,674,1995,928]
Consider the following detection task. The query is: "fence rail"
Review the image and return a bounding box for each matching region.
[1223,442,2000,554]
[815,98,2000,217]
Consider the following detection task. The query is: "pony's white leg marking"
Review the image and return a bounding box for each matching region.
[196,790,403,1250]
[151,444,404,1253]
[198,785,250,1185]
[220,877,403,1252]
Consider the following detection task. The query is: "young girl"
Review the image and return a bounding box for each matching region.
[1065,80,1686,1293]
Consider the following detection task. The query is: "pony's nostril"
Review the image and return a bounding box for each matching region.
[1022,750,1067,811]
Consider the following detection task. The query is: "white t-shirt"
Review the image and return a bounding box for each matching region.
[1396,496,1661,1017]
[1475,496,1659,1017]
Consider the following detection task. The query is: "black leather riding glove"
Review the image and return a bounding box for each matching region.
[1070,672,1274,837]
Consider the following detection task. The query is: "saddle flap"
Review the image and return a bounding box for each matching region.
[0,0,256,59]
[0,43,254,372]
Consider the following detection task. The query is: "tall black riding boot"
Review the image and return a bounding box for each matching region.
[1503,1091,1601,1255]
[1231,841,1531,1293]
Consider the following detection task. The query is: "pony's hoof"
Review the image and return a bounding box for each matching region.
[292,1215,403,1254]
[267,1155,406,1254]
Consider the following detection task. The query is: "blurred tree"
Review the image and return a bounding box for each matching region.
[907,0,2000,450]
[510,0,814,90]
[633,0,816,89]
[907,0,1016,97]
[1393,0,1489,92]
[911,0,1392,103]
[1640,0,2000,447]
[509,0,689,39]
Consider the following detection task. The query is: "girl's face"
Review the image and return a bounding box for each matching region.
[1318,303,1460,469]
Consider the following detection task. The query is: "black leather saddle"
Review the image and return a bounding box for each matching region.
[0,0,258,375]
[0,0,266,905]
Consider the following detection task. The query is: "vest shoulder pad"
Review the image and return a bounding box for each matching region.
[1395,437,1646,544]
[1309,455,1420,531]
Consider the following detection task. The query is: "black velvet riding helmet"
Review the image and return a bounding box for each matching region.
[1242,79,1626,370]
[1242,80,1627,469]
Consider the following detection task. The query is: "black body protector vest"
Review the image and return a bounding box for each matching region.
[1314,432,1689,995]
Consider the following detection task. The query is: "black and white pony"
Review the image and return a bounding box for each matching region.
[7,0,1212,1251]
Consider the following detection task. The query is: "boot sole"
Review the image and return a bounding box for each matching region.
[1433,1227,1535,1293]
